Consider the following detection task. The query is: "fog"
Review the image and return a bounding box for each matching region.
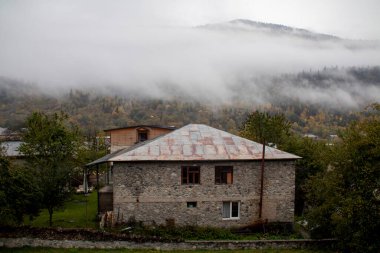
[0,1,379,108]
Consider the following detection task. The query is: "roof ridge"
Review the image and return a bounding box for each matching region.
[103,125,176,132]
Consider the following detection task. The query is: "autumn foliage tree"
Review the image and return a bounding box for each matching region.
[240,111,291,146]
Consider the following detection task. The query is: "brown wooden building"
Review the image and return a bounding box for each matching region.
[104,125,176,153]
[96,125,176,213]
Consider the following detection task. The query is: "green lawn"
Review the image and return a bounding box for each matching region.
[24,191,98,228]
[21,192,303,240]
[20,192,305,241]
[0,248,332,253]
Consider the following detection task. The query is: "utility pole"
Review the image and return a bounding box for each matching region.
[259,138,266,219]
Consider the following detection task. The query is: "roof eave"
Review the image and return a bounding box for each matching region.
[103,125,176,132]
[108,157,301,163]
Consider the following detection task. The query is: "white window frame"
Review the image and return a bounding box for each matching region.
[222,201,240,220]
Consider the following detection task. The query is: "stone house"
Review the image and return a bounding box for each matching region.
[88,124,300,228]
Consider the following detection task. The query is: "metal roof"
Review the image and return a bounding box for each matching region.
[88,124,300,166]
[1,141,23,157]
[0,127,7,135]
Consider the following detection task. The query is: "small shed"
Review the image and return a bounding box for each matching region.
[99,185,113,213]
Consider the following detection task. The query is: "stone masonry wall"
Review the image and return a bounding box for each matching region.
[0,237,337,250]
[0,238,336,252]
[112,160,295,227]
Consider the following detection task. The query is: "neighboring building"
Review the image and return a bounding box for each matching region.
[0,127,22,142]
[0,127,8,136]
[104,125,176,153]
[0,128,24,163]
[0,140,23,158]
[303,133,319,140]
[88,124,300,228]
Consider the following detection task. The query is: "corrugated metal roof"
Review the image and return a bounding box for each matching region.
[1,141,23,157]
[87,124,300,166]
[0,127,7,135]
[87,139,156,166]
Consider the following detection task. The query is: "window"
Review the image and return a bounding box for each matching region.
[182,166,200,184]
[222,201,240,219]
[215,166,233,184]
[187,202,197,208]
[137,129,148,142]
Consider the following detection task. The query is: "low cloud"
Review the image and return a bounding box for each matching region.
[0,2,379,108]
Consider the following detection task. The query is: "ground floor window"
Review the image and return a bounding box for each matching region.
[187,201,197,208]
[222,201,240,219]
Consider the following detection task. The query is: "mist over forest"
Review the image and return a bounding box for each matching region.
[1,13,380,135]
[0,65,378,139]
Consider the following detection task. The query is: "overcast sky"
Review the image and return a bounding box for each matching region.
[132,0,380,40]
[0,0,379,107]
[2,0,378,39]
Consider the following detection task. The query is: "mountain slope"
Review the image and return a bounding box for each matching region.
[0,67,378,138]
[199,19,341,41]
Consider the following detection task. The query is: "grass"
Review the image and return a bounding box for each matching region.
[24,191,98,228]
[237,233,302,240]
[0,248,333,253]
[19,192,303,241]
[20,192,302,240]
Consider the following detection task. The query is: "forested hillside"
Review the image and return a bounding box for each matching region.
[1,66,379,138]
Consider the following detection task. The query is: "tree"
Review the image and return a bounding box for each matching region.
[19,112,81,226]
[0,154,42,225]
[73,132,108,193]
[240,111,291,219]
[280,135,332,216]
[305,104,380,252]
[240,111,291,146]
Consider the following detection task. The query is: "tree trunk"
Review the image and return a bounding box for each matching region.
[48,208,53,227]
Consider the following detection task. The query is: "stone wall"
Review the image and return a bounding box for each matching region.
[0,238,337,250]
[113,160,295,227]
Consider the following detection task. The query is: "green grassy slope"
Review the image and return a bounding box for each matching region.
[25,191,98,228]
